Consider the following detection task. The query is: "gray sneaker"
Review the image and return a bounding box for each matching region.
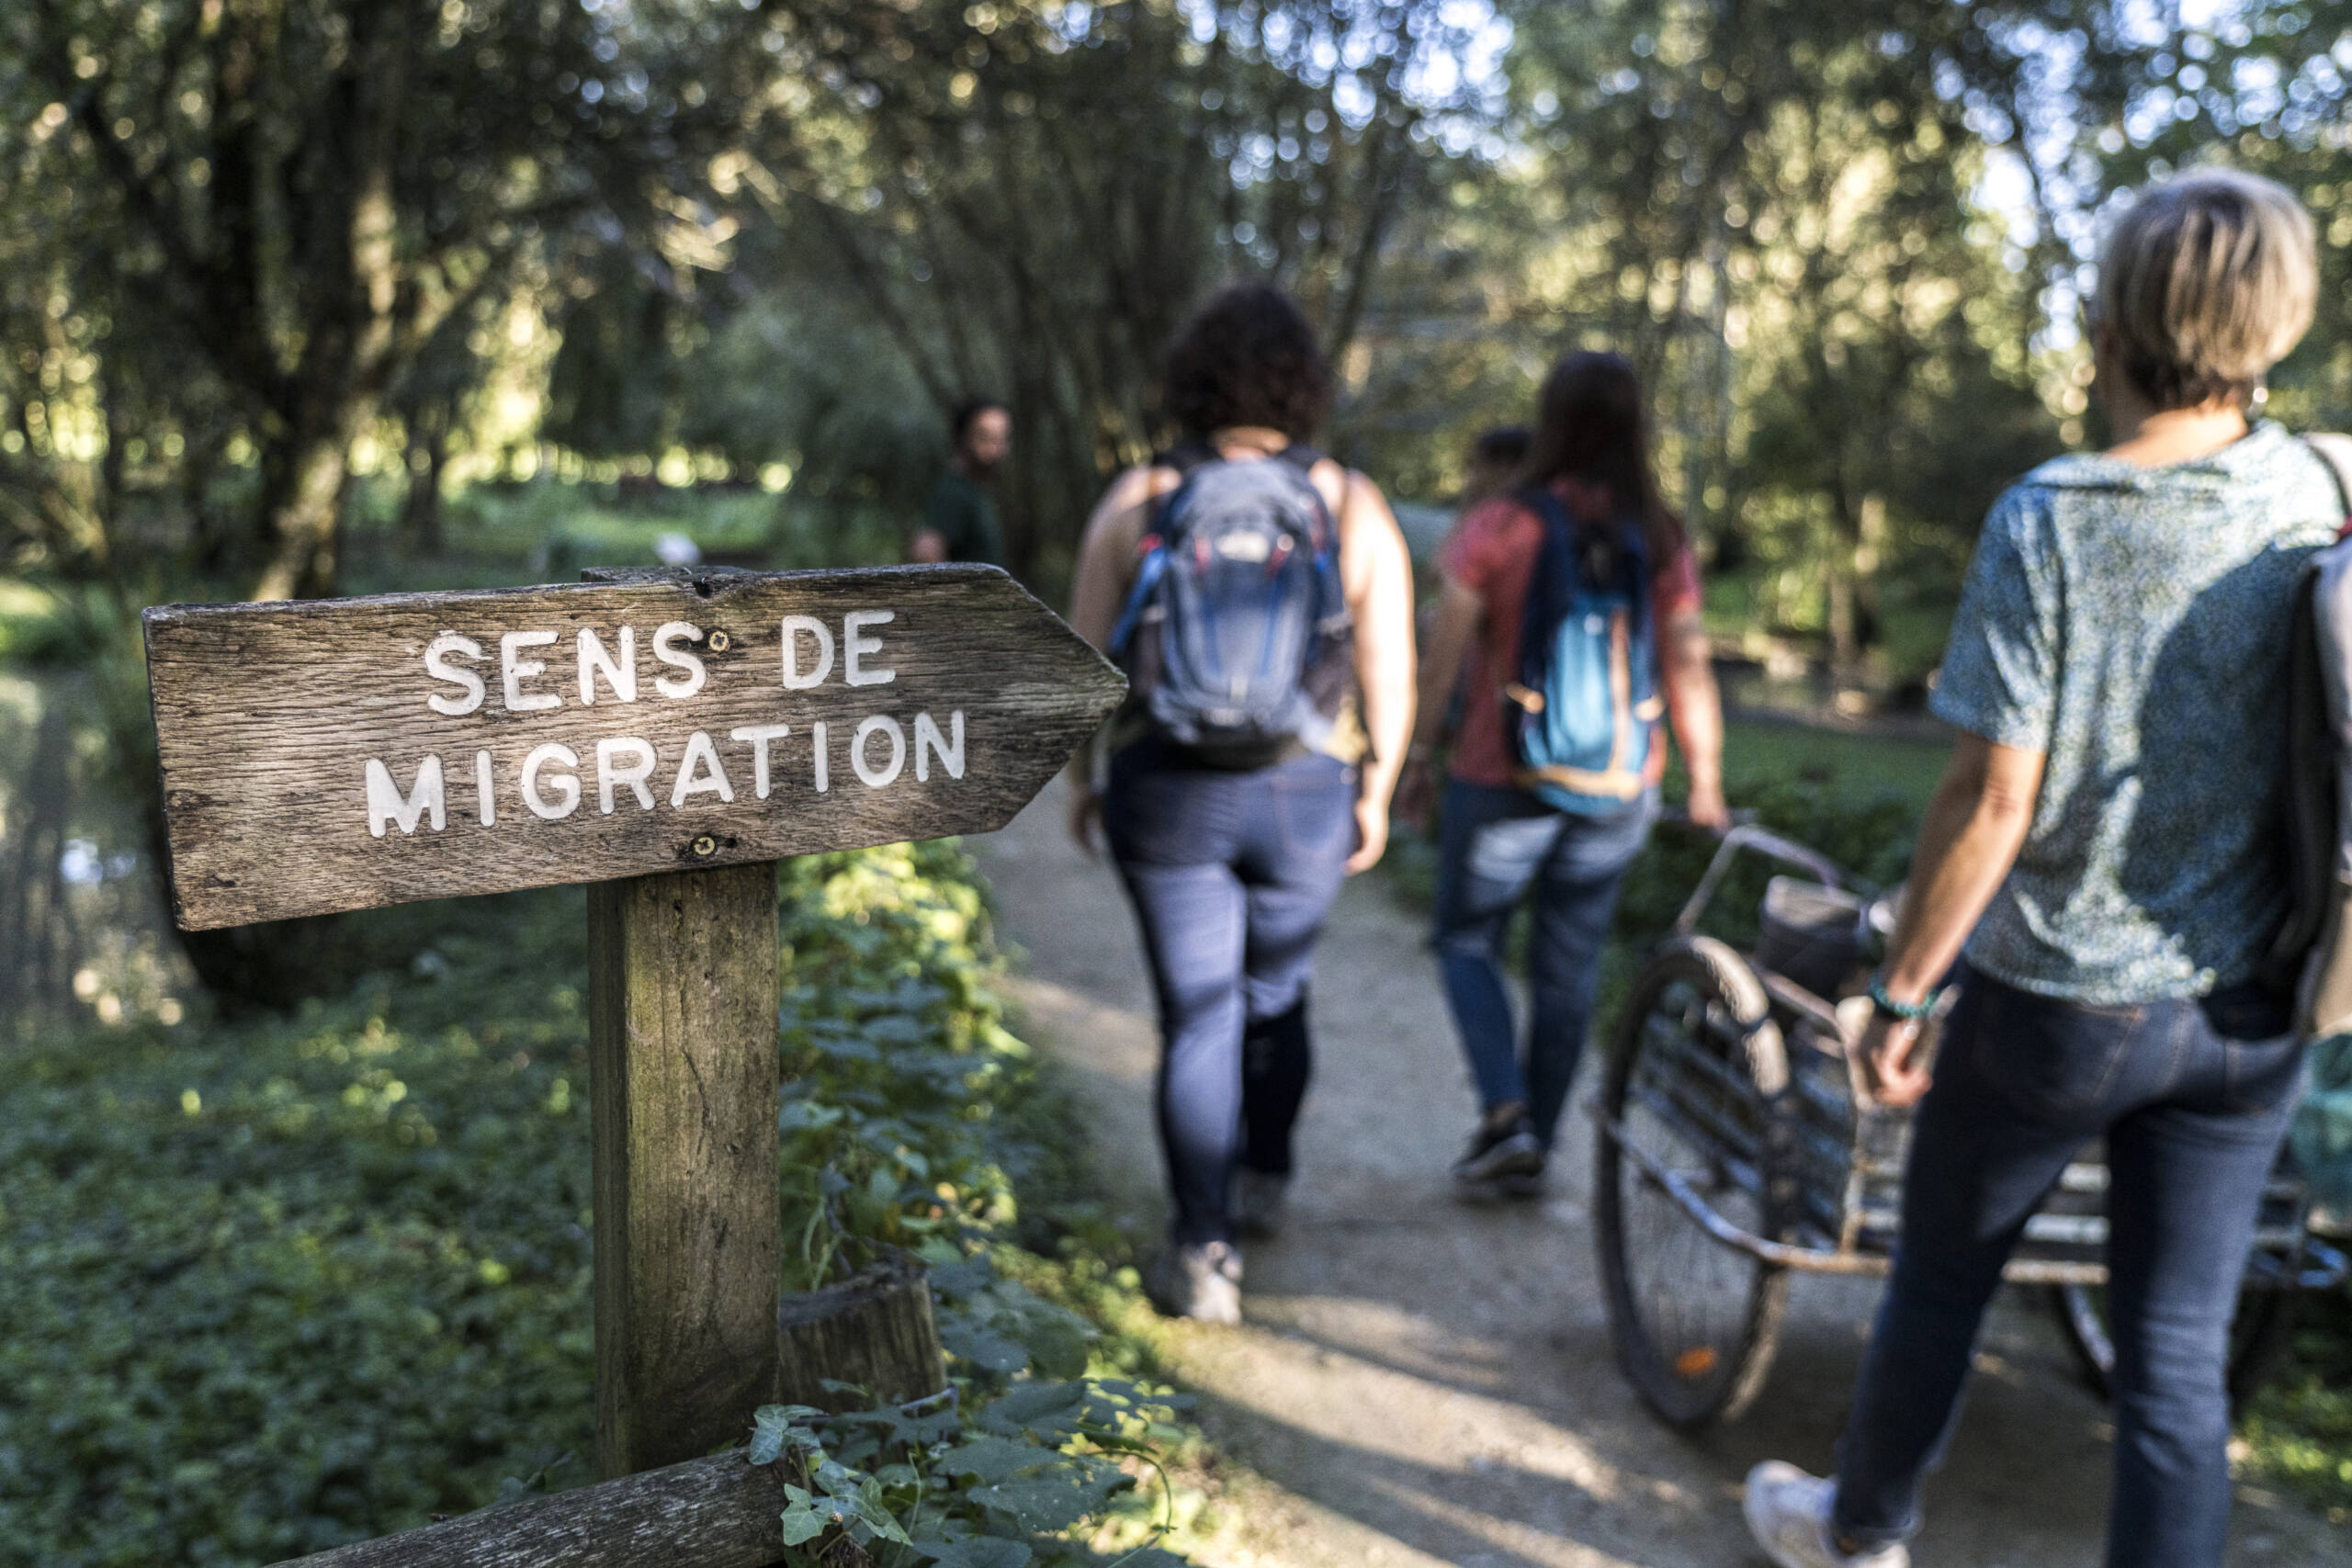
[1146,1241,1242,1324]
[1742,1461,1908,1568]
[1453,1113,1544,1188]
[1230,1168,1291,1238]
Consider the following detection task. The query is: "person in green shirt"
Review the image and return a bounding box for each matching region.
[910,398,1011,567]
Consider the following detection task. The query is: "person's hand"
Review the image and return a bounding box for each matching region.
[1069,783,1103,858]
[1345,795,1389,875]
[1685,776,1731,833]
[1859,1013,1933,1108]
[1394,756,1438,833]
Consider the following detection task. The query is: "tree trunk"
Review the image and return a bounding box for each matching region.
[403,406,448,558]
[776,1258,948,1413]
[251,410,357,602]
[248,0,411,604]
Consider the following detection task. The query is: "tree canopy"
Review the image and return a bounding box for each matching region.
[4,0,2350,662]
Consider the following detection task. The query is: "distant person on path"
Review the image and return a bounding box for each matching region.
[1420,426,1536,738]
[1744,169,2335,1568]
[1459,424,1532,513]
[1400,352,1726,1195]
[1064,283,1416,1322]
[909,398,1011,567]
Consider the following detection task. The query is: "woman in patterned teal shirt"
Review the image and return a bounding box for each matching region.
[1745,171,2340,1568]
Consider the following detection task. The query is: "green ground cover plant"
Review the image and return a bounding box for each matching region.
[0,841,1194,1566]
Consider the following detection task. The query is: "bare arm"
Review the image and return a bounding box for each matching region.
[1061,467,1159,848]
[1411,575,1481,752]
[1337,468,1418,874]
[1396,573,1481,829]
[1863,731,2046,1104]
[1659,607,1727,829]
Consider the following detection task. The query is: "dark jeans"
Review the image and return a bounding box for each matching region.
[1104,739,1356,1247]
[1833,971,2305,1568]
[1431,779,1657,1147]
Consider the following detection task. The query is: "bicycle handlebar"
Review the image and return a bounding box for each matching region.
[1671,822,1850,938]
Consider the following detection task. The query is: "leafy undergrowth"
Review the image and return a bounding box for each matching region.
[2238,1288,2352,1523]
[0,841,1200,1566]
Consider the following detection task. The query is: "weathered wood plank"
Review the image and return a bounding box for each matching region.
[777,1258,948,1413]
[142,565,1125,928]
[590,860,783,1480]
[262,1449,794,1568]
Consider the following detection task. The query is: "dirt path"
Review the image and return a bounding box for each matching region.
[969,782,2342,1568]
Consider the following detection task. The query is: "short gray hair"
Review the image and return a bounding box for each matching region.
[2093,167,2317,411]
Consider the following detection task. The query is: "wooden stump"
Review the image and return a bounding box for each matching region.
[777,1257,948,1412]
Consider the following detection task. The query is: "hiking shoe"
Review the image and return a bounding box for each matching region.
[1453,1113,1544,1188]
[1146,1241,1242,1324]
[1742,1461,1908,1568]
[1231,1168,1291,1238]
[1493,1165,1549,1201]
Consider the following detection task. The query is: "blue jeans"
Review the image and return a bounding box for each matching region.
[1833,971,2305,1568]
[1431,780,1657,1147]
[1104,739,1357,1246]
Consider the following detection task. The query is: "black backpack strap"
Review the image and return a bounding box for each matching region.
[1278,442,1323,472]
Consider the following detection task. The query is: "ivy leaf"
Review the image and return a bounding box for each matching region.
[779,1487,830,1546]
[978,1380,1086,1435]
[777,1100,845,1132]
[932,1436,1052,1483]
[854,1475,914,1544]
[964,1453,1132,1535]
[911,1538,1035,1568]
[939,1317,1029,1375]
[1018,1310,1092,1382]
[926,1253,994,1297]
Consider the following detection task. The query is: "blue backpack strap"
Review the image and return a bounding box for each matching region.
[1109,464,1193,660]
[1109,544,1168,660]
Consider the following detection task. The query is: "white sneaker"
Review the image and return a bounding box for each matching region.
[1146,1241,1242,1324]
[1742,1461,1908,1568]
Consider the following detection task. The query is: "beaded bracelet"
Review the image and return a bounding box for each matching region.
[1867,976,1938,1023]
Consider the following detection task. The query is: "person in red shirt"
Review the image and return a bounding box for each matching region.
[1398,351,1727,1192]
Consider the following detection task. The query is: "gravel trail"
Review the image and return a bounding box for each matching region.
[969,782,2343,1568]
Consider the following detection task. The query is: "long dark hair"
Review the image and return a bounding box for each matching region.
[1162,283,1335,442]
[1518,351,1684,562]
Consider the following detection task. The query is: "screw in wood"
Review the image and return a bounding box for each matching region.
[707,630,731,652]
[691,834,718,857]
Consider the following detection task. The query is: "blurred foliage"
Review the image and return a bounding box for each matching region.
[0,842,1202,1565]
[10,1,2352,638]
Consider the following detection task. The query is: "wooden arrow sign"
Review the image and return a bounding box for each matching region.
[143,565,1125,929]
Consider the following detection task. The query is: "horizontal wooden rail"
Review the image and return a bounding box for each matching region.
[265,1450,793,1568]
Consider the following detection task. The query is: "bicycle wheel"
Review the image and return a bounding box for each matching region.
[2048,1282,2299,1412]
[1594,935,1794,1427]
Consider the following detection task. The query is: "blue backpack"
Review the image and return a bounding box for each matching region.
[1111,443,1351,763]
[1505,486,1660,814]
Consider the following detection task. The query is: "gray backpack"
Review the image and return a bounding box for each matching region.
[2270,434,2352,1035]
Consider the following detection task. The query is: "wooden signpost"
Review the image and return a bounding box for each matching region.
[141,564,1124,1562]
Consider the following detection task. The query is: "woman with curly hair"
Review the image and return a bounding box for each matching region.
[1063,283,1416,1321]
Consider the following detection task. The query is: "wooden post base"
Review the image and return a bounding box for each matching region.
[588,862,782,1479]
